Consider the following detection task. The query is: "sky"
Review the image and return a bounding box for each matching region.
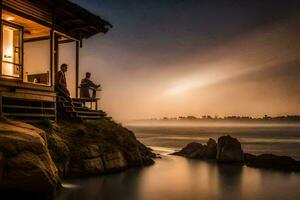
[68,0,300,121]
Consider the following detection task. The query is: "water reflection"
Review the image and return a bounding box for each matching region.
[56,156,300,200]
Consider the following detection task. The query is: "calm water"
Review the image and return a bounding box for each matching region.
[56,124,300,200]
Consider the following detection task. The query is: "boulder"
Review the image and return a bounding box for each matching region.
[203,138,217,159]
[172,142,204,158]
[0,120,61,198]
[172,139,217,160]
[83,157,105,174]
[46,132,70,177]
[102,151,127,172]
[54,120,155,177]
[216,135,244,162]
[80,145,101,159]
[244,153,300,171]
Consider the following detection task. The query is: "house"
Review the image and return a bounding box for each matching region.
[0,0,112,121]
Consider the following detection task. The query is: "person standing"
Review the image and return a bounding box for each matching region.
[55,64,72,101]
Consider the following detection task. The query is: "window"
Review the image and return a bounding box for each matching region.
[1,22,23,79]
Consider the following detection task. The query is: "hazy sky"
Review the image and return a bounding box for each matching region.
[69,0,300,121]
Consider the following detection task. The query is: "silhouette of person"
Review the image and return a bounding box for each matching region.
[80,72,101,98]
[55,63,72,101]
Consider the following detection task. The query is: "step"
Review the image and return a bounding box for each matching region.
[62,105,90,111]
[3,113,55,118]
[66,110,103,115]
[3,105,55,111]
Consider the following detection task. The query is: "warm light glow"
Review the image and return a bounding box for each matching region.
[6,16,15,21]
[2,26,14,76]
[2,25,20,78]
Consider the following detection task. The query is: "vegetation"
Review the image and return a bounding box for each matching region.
[141,115,300,123]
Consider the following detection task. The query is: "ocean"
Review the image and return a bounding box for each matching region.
[56,124,300,200]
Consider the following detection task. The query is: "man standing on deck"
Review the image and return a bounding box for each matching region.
[80,72,101,98]
[55,63,72,101]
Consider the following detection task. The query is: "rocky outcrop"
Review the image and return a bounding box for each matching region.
[172,138,217,160]
[46,132,70,177]
[172,142,204,157]
[103,151,127,171]
[173,135,244,163]
[0,117,155,197]
[216,135,244,162]
[244,153,300,171]
[83,157,104,174]
[45,120,155,177]
[173,135,300,172]
[0,119,61,198]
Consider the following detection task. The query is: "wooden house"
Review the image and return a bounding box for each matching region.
[0,0,112,121]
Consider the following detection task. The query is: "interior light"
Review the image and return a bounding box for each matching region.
[6,16,15,21]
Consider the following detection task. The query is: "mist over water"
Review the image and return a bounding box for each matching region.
[128,122,300,160]
[57,123,300,200]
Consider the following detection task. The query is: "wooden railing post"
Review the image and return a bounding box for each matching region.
[75,41,79,98]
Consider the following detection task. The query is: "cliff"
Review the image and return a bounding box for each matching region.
[0,117,155,198]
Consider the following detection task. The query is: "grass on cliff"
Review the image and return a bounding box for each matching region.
[51,119,150,155]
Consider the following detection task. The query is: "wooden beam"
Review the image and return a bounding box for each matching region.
[58,39,74,44]
[69,25,97,32]
[59,18,84,26]
[75,41,79,98]
[24,36,50,43]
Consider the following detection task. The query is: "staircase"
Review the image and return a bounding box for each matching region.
[57,96,109,121]
[0,90,56,121]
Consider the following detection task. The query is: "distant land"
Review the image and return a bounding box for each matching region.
[130,115,300,124]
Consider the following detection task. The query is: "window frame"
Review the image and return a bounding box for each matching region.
[0,20,24,80]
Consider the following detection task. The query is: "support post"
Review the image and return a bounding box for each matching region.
[75,41,79,98]
[50,30,54,86]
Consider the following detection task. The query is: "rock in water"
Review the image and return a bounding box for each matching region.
[244,153,300,171]
[0,119,61,198]
[216,135,244,162]
[172,139,217,160]
[172,142,204,158]
[204,138,217,159]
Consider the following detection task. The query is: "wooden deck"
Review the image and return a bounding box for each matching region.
[0,84,110,122]
[0,87,56,121]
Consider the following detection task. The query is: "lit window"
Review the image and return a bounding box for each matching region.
[1,23,22,78]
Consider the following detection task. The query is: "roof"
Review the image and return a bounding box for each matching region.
[2,0,112,39]
[51,0,113,39]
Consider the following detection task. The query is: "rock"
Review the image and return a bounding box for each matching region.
[244,153,300,171]
[46,132,70,177]
[172,139,217,160]
[172,142,204,158]
[69,145,104,175]
[203,138,217,159]
[80,145,101,159]
[0,120,61,198]
[216,135,244,162]
[83,157,105,174]
[102,151,127,172]
[53,119,155,177]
